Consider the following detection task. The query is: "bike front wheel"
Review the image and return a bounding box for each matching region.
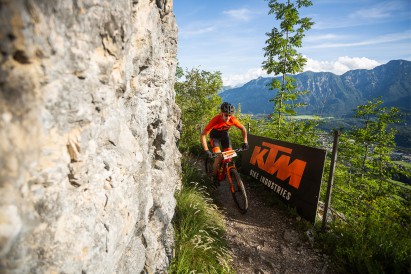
[229,168,248,214]
[205,157,213,175]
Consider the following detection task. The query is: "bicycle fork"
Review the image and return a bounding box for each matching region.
[225,165,237,193]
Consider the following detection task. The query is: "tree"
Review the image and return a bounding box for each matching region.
[262,0,314,128]
[320,98,411,273]
[345,98,401,184]
[175,67,222,152]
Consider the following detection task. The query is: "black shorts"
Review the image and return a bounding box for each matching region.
[209,129,232,153]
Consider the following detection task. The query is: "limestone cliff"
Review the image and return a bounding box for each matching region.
[0,0,181,273]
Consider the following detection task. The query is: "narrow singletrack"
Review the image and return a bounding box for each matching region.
[207,160,335,274]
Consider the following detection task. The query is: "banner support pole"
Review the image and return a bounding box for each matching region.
[322,130,340,231]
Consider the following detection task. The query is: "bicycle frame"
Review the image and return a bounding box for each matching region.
[214,149,241,192]
[207,148,248,214]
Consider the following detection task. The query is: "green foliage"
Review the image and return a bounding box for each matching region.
[269,76,309,121]
[228,106,321,151]
[243,113,321,148]
[262,118,321,147]
[340,98,402,182]
[169,156,234,273]
[317,99,411,273]
[317,214,410,274]
[263,0,314,126]
[175,67,223,153]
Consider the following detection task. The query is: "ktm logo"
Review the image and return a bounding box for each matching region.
[250,142,307,189]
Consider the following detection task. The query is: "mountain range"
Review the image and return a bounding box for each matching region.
[220,60,411,117]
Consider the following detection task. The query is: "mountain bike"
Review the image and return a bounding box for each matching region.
[205,148,248,214]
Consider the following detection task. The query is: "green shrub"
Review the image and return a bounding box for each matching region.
[169,157,234,273]
[317,216,410,274]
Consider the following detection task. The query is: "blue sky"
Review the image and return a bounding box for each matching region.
[174,0,411,86]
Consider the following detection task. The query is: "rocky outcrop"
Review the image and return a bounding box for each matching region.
[0,0,181,273]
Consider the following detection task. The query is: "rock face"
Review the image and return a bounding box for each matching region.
[0,0,181,273]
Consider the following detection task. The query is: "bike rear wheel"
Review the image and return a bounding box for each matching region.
[229,168,248,214]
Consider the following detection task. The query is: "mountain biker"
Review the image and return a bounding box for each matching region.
[200,102,249,186]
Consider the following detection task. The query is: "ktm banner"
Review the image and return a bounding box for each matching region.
[242,134,327,223]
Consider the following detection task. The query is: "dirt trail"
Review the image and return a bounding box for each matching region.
[211,173,336,274]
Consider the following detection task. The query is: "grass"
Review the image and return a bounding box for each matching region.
[389,179,411,190]
[315,216,411,274]
[393,160,411,169]
[169,155,234,273]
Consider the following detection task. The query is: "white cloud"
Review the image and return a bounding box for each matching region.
[350,1,405,20]
[222,57,382,87]
[314,1,409,30]
[180,26,215,37]
[304,56,381,74]
[223,8,252,21]
[305,33,341,42]
[308,31,411,49]
[222,68,268,87]
[352,7,390,20]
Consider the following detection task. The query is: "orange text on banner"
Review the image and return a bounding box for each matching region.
[249,142,307,189]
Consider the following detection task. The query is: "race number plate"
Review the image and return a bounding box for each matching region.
[222,150,237,160]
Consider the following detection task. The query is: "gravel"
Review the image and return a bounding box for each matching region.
[211,177,337,274]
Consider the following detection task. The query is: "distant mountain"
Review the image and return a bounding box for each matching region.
[219,86,234,94]
[220,60,411,117]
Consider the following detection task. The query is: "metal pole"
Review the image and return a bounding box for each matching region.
[322,130,340,231]
[247,122,251,133]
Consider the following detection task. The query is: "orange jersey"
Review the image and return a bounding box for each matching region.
[204,114,243,135]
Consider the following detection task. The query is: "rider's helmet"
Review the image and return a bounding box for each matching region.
[220,102,235,114]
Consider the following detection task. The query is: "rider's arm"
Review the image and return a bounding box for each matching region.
[239,124,248,143]
[200,130,209,151]
[232,116,248,144]
[201,116,219,151]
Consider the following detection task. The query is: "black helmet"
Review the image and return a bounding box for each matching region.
[220,102,234,114]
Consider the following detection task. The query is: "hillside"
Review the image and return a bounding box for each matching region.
[220,60,411,117]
